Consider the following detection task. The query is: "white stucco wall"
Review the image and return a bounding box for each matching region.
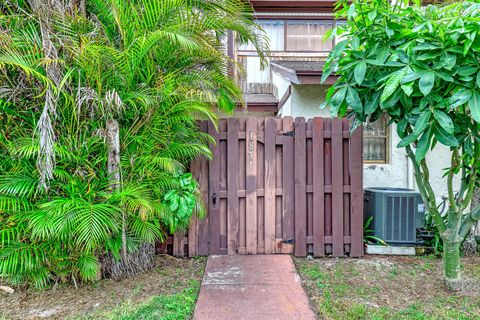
[271,71,292,115]
[282,84,331,118]
[272,80,460,201]
[363,125,411,190]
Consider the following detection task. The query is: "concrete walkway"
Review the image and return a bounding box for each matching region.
[193,255,316,320]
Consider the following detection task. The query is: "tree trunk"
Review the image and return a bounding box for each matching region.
[106,119,121,189]
[103,119,155,279]
[101,243,155,280]
[473,187,480,238]
[106,118,127,259]
[462,226,478,256]
[443,241,462,290]
[463,188,480,256]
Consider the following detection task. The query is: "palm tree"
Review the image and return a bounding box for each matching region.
[0,0,267,287]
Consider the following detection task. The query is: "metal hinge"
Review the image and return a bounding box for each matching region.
[279,131,294,137]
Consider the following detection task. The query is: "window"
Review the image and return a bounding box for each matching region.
[363,115,389,163]
[239,20,285,51]
[238,19,336,52]
[286,20,333,51]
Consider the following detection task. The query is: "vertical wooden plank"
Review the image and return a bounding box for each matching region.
[196,121,209,256]
[264,117,276,254]
[188,212,197,257]
[275,119,283,252]
[323,119,332,255]
[238,118,247,254]
[208,120,221,255]
[312,118,325,257]
[306,119,313,239]
[256,119,265,253]
[189,157,199,257]
[342,119,351,252]
[245,118,257,254]
[294,117,307,256]
[173,231,185,257]
[219,120,228,254]
[332,118,344,257]
[227,118,240,254]
[350,124,364,257]
[282,117,295,243]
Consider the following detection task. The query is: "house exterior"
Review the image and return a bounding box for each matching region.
[229,0,458,202]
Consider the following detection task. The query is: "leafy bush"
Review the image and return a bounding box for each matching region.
[0,0,266,288]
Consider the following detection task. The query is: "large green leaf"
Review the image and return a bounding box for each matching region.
[396,118,408,138]
[381,68,407,102]
[415,128,432,163]
[433,110,454,134]
[457,66,478,77]
[432,123,459,147]
[330,87,347,114]
[346,87,363,113]
[450,89,472,109]
[469,92,480,123]
[397,133,418,148]
[401,82,414,96]
[354,61,367,85]
[414,111,431,135]
[401,70,421,84]
[441,52,456,70]
[419,71,435,96]
[364,91,380,115]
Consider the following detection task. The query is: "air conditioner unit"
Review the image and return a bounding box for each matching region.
[364,188,425,245]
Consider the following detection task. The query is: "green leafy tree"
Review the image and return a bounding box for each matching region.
[322,0,480,288]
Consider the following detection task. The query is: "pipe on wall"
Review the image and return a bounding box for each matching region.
[406,154,415,190]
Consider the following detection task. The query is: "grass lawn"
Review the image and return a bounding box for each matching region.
[0,256,206,320]
[295,255,480,320]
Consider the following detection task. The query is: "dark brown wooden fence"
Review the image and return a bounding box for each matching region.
[173,117,364,257]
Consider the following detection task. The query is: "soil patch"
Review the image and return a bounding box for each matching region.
[0,256,206,320]
[295,255,480,320]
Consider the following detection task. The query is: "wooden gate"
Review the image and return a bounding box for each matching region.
[174,117,363,257]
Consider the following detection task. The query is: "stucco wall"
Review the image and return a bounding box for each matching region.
[272,71,292,115]
[273,79,459,202]
[280,84,331,118]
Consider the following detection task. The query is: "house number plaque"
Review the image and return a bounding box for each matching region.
[248,129,254,161]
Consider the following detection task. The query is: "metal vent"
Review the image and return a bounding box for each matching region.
[364,188,425,245]
[384,196,416,243]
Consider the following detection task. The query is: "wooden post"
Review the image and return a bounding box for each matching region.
[350,125,364,257]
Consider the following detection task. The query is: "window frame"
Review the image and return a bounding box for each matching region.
[238,18,344,53]
[363,116,391,165]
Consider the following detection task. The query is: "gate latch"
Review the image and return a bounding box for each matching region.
[279,131,294,137]
[282,238,295,244]
[212,192,217,206]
